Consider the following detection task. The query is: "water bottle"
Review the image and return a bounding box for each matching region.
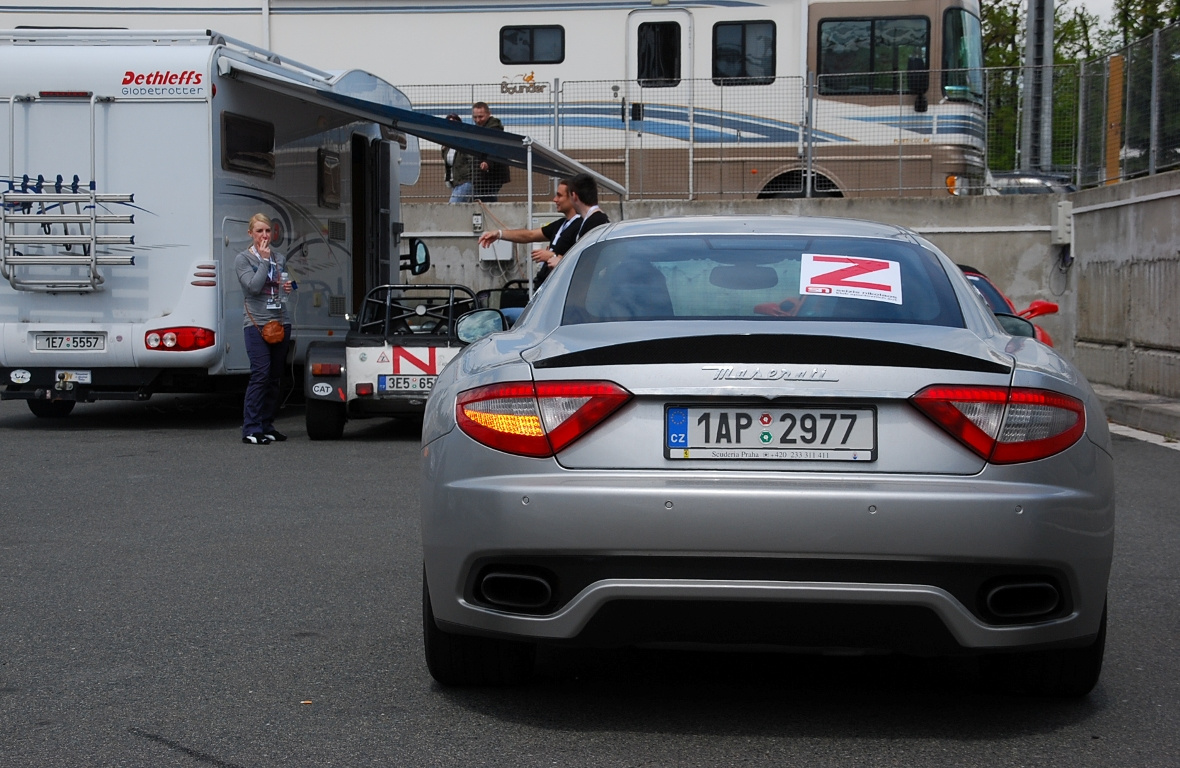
[280,271,290,305]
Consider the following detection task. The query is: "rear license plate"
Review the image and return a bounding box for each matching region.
[35,333,105,351]
[378,374,435,393]
[665,405,877,461]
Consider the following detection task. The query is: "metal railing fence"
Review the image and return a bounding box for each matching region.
[399,73,986,201]
[398,27,1180,203]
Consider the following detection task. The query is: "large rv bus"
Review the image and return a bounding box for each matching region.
[0,1,986,200]
[0,29,421,417]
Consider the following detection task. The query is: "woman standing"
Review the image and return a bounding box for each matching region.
[234,213,292,445]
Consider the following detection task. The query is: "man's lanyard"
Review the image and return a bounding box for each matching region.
[551,215,577,248]
[576,207,602,239]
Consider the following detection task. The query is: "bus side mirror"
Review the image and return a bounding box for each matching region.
[401,238,430,276]
[906,55,929,112]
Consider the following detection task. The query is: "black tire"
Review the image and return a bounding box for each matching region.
[422,572,535,686]
[305,399,346,440]
[980,602,1107,697]
[27,399,76,418]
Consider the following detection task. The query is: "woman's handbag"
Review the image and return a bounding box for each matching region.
[245,306,286,344]
[260,319,286,344]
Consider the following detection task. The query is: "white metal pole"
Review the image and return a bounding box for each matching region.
[525,138,535,299]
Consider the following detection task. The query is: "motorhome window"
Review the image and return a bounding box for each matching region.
[638,22,681,87]
[942,9,983,103]
[222,113,275,177]
[712,21,775,86]
[817,17,930,95]
[318,149,341,209]
[500,26,564,65]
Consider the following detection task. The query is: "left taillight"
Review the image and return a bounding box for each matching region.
[911,385,1086,464]
[456,380,632,458]
[144,327,216,351]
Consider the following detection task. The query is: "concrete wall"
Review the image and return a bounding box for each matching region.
[404,193,1072,344]
[402,171,1180,399]
[1069,170,1180,398]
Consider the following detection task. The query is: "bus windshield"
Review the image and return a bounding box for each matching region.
[942,8,983,102]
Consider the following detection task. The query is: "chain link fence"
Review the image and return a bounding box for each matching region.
[399,74,986,202]
[1077,22,1180,186]
[983,65,1080,179]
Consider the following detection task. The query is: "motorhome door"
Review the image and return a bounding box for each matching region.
[626,8,694,109]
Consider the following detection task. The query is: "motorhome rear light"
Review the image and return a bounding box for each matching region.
[356,382,374,396]
[457,380,632,458]
[311,363,342,376]
[911,385,1085,464]
[144,327,215,352]
[40,91,92,99]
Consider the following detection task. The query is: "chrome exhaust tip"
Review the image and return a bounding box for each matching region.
[479,572,554,610]
[985,581,1061,619]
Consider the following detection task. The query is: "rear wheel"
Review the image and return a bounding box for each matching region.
[422,572,535,686]
[305,399,346,440]
[27,399,76,418]
[980,602,1107,697]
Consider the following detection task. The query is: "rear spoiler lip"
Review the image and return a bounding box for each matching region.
[530,332,1012,375]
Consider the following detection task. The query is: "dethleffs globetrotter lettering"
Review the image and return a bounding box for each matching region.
[122,70,203,85]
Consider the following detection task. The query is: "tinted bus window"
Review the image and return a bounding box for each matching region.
[712,21,775,85]
[942,9,983,102]
[818,17,929,95]
[500,26,564,65]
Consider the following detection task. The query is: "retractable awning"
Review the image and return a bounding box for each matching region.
[216,53,627,197]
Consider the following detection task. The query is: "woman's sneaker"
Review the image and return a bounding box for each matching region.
[242,433,272,445]
[263,429,288,442]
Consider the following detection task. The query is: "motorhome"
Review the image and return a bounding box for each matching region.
[0,0,988,199]
[0,29,423,416]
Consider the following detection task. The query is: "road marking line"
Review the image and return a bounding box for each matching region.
[1109,423,1180,451]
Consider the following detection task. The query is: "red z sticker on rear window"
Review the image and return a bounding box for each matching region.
[800,254,903,305]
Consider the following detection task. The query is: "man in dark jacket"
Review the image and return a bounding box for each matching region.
[471,102,510,201]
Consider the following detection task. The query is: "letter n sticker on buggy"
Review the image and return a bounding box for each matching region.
[392,347,438,375]
[800,254,903,305]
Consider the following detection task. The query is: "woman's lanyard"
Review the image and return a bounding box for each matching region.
[251,246,278,296]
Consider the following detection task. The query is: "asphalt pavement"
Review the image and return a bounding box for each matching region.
[1,393,1178,767]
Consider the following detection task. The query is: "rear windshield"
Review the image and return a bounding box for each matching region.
[562,235,964,327]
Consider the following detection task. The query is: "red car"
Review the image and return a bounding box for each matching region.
[958,265,1059,346]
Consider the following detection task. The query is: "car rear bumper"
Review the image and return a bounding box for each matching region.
[421,436,1114,652]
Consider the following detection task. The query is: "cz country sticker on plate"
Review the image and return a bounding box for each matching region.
[665,405,877,461]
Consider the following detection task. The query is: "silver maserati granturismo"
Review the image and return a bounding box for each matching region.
[420,216,1114,695]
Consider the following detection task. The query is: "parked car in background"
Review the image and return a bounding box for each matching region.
[420,216,1114,697]
[958,265,1059,346]
[987,172,1076,195]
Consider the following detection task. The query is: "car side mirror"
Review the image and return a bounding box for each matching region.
[456,308,508,343]
[995,312,1036,338]
[401,238,431,276]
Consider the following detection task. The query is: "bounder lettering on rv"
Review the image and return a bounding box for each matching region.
[122,70,203,86]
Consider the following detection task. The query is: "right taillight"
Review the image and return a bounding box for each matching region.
[911,385,1085,464]
[456,380,632,457]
